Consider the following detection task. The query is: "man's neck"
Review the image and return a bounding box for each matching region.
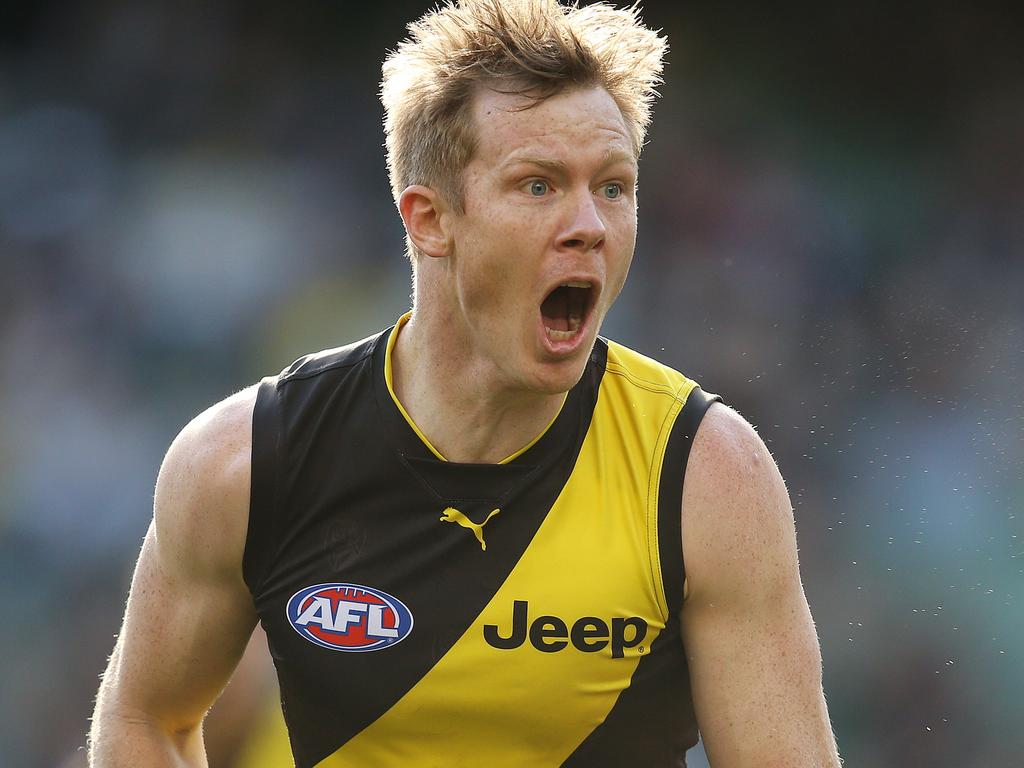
[390,310,566,465]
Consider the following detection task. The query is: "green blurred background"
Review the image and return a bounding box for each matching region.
[1,1,1021,765]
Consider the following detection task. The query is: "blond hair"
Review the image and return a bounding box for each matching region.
[381,0,667,211]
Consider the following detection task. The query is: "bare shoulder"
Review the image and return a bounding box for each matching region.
[685,402,784,503]
[682,402,797,603]
[154,385,260,581]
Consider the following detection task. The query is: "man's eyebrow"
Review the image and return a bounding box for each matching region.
[501,156,570,173]
[502,152,637,172]
[602,149,638,168]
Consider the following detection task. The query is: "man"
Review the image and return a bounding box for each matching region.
[90,1,842,766]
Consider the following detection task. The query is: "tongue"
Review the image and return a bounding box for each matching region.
[541,287,570,332]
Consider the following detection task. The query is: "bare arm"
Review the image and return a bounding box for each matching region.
[680,404,841,767]
[89,387,260,767]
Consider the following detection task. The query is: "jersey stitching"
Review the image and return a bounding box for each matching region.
[581,346,697,618]
[604,360,683,397]
[245,379,284,597]
[279,342,377,385]
[599,358,688,621]
[644,379,694,623]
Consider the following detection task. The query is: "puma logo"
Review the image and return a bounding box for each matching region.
[439,507,500,551]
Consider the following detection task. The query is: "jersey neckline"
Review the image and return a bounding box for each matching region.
[373,312,606,469]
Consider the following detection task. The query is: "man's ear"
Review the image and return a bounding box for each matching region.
[399,185,453,258]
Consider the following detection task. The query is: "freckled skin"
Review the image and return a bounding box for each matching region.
[394,86,638,462]
[90,388,259,766]
[448,86,637,395]
[682,404,842,766]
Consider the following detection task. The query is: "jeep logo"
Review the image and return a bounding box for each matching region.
[483,600,648,658]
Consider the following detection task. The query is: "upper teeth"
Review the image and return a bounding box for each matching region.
[561,281,591,289]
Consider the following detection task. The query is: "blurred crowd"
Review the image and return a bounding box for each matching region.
[1,2,1021,766]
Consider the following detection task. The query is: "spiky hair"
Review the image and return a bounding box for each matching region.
[381,0,667,209]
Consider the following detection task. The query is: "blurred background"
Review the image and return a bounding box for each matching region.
[1,1,1022,766]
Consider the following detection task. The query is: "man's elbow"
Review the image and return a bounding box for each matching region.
[89,688,204,766]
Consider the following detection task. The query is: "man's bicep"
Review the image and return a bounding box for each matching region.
[681,565,833,766]
[110,522,258,731]
[679,405,840,767]
[101,389,259,733]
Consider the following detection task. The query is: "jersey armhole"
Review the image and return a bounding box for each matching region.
[655,386,722,618]
[243,376,282,597]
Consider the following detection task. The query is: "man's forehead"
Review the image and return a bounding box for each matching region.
[469,85,634,162]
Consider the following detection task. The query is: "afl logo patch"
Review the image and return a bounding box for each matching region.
[286,583,413,652]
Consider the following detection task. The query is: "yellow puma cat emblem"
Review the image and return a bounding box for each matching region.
[439,507,500,551]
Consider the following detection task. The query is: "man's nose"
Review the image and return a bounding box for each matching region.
[557,190,606,252]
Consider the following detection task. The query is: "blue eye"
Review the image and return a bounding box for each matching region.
[603,183,622,199]
[529,180,549,196]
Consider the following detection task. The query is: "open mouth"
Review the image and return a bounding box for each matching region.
[540,282,593,341]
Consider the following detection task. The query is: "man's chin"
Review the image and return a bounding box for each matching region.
[526,352,592,396]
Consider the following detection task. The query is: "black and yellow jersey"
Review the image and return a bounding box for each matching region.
[245,315,719,767]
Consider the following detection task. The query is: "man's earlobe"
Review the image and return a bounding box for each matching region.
[399,185,452,258]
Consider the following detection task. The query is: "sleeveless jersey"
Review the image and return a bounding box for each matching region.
[245,316,720,767]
